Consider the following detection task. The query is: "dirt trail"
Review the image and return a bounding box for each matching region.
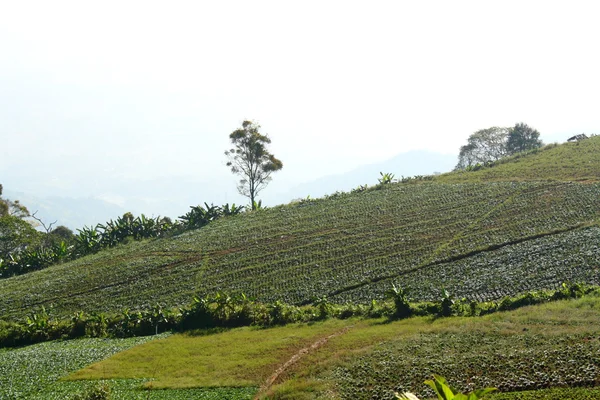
[254,325,353,399]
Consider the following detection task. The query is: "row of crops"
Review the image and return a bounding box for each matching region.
[0,335,159,398]
[0,181,599,318]
[332,226,600,303]
[331,333,600,399]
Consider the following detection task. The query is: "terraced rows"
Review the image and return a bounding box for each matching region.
[0,181,599,318]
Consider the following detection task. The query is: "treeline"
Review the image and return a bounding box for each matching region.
[0,200,245,278]
[0,281,595,349]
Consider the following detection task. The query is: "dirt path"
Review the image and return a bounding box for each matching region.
[254,325,353,399]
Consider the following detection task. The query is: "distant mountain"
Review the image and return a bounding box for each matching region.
[276,150,457,201]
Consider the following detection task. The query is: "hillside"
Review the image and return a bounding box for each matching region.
[0,138,599,320]
[435,135,600,183]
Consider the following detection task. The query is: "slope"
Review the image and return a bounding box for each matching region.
[435,135,600,183]
[0,139,599,320]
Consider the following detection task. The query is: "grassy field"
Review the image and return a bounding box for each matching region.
[4,295,592,399]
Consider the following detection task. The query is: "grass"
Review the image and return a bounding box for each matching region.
[262,295,600,399]
[67,320,351,389]
[16,295,593,399]
[434,136,600,183]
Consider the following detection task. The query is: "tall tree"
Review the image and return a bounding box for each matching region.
[225,121,283,210]
[455,127,509,170]
[0,184,40,260]
[506,122,543,154]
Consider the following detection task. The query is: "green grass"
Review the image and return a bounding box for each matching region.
[262,295,600,399]
[67,320,350,389]
[16,296,593,400]
[434,136,600,183]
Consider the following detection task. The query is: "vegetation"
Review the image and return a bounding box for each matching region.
[1,137,600,398]
[455,123,545,171]
[438,135,600,182]
[506,123,542,155]
[0,294,588,399]
[396,375,497,399]
[0,335,158,399]
[225,120,283,210]
[1,178,598,319]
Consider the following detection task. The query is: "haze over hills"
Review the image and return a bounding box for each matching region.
[2,150,457,230]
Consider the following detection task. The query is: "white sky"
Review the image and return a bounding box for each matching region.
[1,0,600,216]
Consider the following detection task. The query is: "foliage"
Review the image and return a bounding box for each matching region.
[438,135,600,183]
[71,381,111,400]
[178,202,244,230]
[506,123,543,155]
[1,179,599,317]
[455,127,509,170]
[0,336,156,399]
[396,375,496,400]
[225,120,283,209]
[385,284,412,319]
[333,329,600,399]
[378,172,396,185]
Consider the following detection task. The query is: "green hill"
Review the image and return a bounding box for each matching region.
[435,135,600,183]
[1,136,600,399]
[1,138,599,320]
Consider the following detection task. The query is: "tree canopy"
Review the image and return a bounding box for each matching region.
[225,121,283,210]
[456,123,543,170]
[455,127,509,170]
[506,122,543,154]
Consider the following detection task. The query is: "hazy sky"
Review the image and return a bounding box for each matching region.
[1,1,599,218]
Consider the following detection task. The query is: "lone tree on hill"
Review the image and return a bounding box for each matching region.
[225,121,283,210]
[506,122,543,154]
[455,126,509,170]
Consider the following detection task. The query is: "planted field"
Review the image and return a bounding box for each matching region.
[263,295,600,399]
[1,181,599,319]
[0,335,161,399]
[5,295,595,399]
[333,226,600,303]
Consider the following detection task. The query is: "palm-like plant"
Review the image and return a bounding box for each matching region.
[396,375,497,400]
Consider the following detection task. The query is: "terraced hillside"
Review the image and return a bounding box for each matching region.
[1,138,599,319]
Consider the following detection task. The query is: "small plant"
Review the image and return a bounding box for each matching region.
[378,171,396,185]
[386,284,412,319]
[71,381,111,400]
[396,374,497,400]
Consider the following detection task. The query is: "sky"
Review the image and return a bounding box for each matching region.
[1,1,599,225]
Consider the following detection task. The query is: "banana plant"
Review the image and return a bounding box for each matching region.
[378,171,396,185]
[396,375,497,400]
[386,283,412,318]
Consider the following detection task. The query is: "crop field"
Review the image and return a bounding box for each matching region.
[333,226,600,303]
[1,181,599,319]
[332,332,600,399]
[0,335,162,399]
[4,295,595,400]
[263,295,600,399]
